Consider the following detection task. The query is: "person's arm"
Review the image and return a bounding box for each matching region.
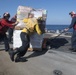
[69,17,76,29]
[1,20,18,28]
[35,24,42,35]
[64,17,76,31]
[1,20,14,28]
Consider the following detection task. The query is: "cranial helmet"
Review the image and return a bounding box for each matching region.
[3,12,10,18]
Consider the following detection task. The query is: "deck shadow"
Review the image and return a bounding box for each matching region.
[46,38,69,49]
[24,49,48,59]
[0,49,5,51]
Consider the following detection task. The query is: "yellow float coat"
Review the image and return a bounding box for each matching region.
[22,18,42,35]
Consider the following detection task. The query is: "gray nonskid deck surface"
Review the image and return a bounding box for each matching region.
[0,49,76,75]
[0,35,76,75]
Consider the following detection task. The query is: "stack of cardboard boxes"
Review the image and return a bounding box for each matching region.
[13,6,47,51]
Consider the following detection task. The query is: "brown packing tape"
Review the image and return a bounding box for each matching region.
[28,38,48,51]
[15,26,21,30]
[28,48,42,51]
[42,38,48,48]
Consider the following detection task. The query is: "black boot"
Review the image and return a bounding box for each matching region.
[71,48,76,52]
[15,54,27,62]
[15,55,21,62]
[9,49,18,61]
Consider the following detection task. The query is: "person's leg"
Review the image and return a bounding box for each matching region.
[15,32,30,62]
[0,34,3,42]
[9,32,30,61]
[3,34,10,51]
[71,30,76,51]
[15,44,29,62]
[17,44,29,57]
[17,32,30,55]
[8,28,13,43]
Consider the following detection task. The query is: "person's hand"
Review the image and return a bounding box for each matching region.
[64,28,69,32]
[14,21,19,25]
[12,21,19,26]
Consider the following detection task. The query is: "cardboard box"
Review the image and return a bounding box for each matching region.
[13,30,44,51]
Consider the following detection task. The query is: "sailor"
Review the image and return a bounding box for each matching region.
[64,11,76,52]
[0,12,18,51]
[9,13,44,62]
[8,14,17,43]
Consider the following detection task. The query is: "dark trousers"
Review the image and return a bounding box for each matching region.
[71,30,76,49]
[0,34,10,51]
[17,32,30,57]
[8,28,13,42]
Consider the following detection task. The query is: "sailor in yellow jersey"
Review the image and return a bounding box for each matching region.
[9,13,43,62]
[22,13,42,35]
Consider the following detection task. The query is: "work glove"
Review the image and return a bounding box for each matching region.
[64,28,69,32]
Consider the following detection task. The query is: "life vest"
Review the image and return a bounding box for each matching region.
[73,23,76,30]
[0,19,9,34]
[0,20,4,34]
[0,20,2,30]
[73,15,76,30]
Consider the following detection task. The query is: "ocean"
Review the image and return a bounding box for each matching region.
[46,25,73,32]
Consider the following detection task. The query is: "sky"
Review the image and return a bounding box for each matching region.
[0,0,76,25]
